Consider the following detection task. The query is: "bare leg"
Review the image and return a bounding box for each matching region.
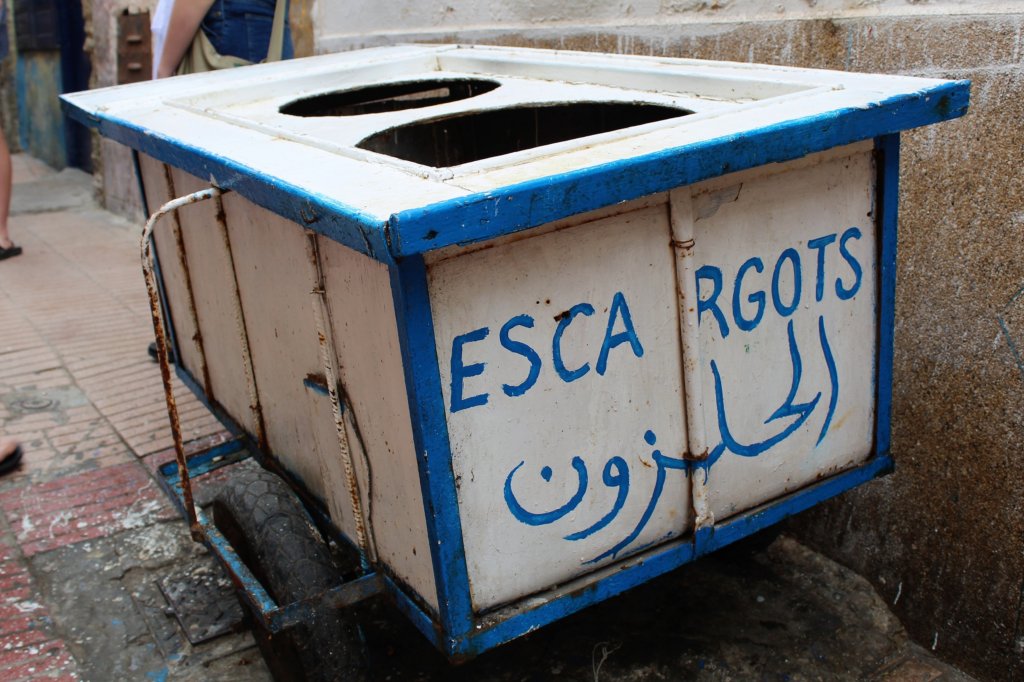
[0,437,18,460]
[0,128,11,249]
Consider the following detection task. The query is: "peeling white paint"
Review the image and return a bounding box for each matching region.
[19,514,33,538]
[47,511,73,539]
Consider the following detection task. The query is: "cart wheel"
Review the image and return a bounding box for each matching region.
[212,467,367,682]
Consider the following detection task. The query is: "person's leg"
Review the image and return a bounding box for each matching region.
[0,127,12,250]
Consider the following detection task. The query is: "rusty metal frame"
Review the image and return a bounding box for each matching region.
[143,187,221,538]
[302,229,377,562]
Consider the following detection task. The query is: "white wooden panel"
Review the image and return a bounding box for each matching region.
[319,239,439,611]
[218,193,336,504]
[689,150,877,520]
[170,170,257,436]
[137,154,204,386]
[429,205,689,611]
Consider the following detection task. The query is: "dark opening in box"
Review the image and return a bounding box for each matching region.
[356,102,691,167]
[280,79,500,117]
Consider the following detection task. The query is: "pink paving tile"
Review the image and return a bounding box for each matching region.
[0,461,173,557]
[0,539,80,681]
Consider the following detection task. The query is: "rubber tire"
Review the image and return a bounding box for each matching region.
[212,467,367,681]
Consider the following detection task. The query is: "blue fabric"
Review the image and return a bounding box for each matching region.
[0,2,8,62]
[200,0,293,63]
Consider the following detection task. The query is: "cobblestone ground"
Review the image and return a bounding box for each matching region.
[0,156,978,681]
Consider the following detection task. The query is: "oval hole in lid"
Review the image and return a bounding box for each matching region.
[357,101,691,168]
[280,78,501,117]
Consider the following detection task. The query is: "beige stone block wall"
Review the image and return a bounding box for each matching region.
[84,0,157,221]
[83,0,316,221]
[310,10,1022,681]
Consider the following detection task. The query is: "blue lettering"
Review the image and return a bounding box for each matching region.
[450,327,489,413]
[696,265,730,338]
[771,248,802,317]
[505,457,589,526]
[597,292,644,375]
[807,233,837,303]
[732,257,765,332]
[836,227,863,300]
[552,303,594,383]
[500,315,542,397]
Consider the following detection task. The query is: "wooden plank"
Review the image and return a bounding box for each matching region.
[136,154,203,387]
[319,238,439,611]
[218,192,332,504]
[689,148,878,520]
[428,203,689,611]
[169,169,256,436]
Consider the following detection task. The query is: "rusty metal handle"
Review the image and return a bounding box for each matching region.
[141,188,221,540]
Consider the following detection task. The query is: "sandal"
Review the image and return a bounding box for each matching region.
[0,445,23,476]
[0,243,22,261]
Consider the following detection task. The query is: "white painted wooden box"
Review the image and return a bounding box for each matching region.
[62,45,968,658]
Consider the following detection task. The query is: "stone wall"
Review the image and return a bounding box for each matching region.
[309,6,1023,681]
[0,0,17,148]
[14,52,65,169]
[85,0,314,219]
[85,0,157,220]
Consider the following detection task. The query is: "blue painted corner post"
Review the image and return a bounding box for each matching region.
[874,133,900,463]
[388,254,476,655]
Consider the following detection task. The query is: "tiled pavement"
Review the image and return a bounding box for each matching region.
[0,155,979,682]
[0,156,251,681]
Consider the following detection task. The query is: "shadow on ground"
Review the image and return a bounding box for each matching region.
[353,535,968,681]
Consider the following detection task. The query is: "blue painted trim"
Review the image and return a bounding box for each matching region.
[693,525,714,556]
[157,438,247,483]
[874,134,900,459]
[388,81,969,256]
[387,256,474,648]
[455,453,892,658]
[58,104,393,264]
[457,537,697,658]
[200,513,281,617]
[302,375,338,400]
[64,80,967,264]
[381,575,445,651]
[700,454,893,554]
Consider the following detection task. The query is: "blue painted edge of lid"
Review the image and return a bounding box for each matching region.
[60,99,396,264]
[62,78,968,263]
[389,79,970,256]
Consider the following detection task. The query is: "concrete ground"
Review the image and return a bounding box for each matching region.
[0,155,977,681]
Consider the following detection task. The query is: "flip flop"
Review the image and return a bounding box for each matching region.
[0,243,22,261]
[0,445,23,476]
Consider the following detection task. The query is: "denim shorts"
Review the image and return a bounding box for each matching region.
[200,0,294,63]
